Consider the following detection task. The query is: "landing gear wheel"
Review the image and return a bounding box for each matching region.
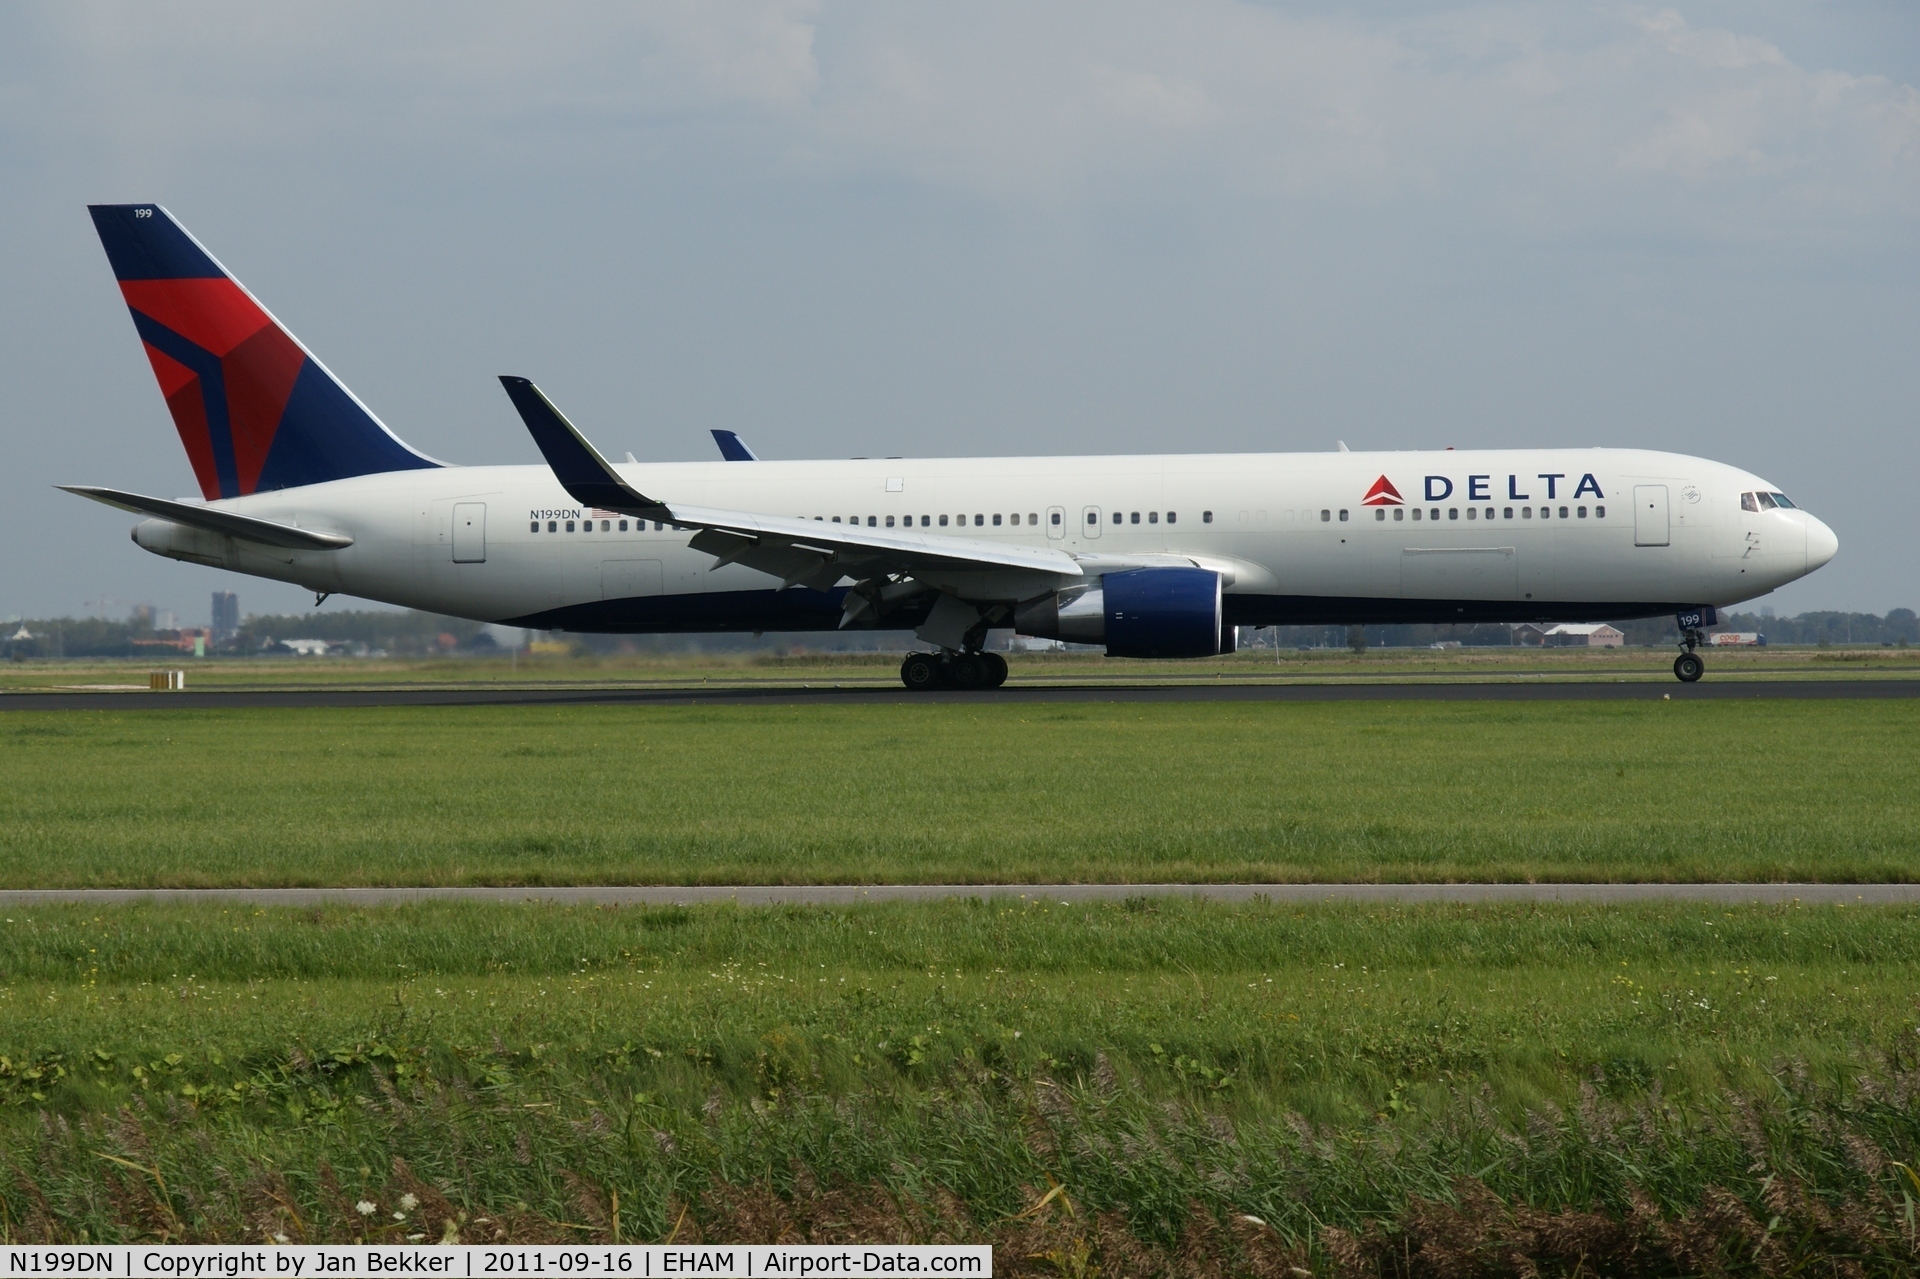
[900,652,943,691]
[1673,651,1704,683]
[945,652,987,690]
[981,652,1009,688]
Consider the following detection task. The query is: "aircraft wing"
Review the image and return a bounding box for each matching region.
[500,376,1082,593]
[59,486,355,550]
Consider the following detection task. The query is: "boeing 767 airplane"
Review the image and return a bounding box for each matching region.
[65,204,1837,688]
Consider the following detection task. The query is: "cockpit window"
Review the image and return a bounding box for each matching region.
[1742,491,1795,512]
[1755,491,1777,510]
[1741,492,1758,512]
[1770,492,1795,509]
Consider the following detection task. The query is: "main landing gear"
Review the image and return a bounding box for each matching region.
[900,650,1009,691]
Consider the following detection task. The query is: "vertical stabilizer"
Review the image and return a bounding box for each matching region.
[88,203,442,499]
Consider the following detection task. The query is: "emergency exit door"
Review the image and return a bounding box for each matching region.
[1633,486,1669,547]
[452,503,486,562]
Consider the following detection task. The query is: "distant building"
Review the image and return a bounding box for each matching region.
[1512,623,1625,648]
[1708,632,1767,646]
[211,591,239,642]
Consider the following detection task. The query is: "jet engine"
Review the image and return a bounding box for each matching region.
[1013,566,1229,658]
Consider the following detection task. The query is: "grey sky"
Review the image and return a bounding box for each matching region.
[2,1,1914,625]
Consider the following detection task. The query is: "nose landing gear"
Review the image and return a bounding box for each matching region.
[899,650,1010,691]
[1670,606,1716,683]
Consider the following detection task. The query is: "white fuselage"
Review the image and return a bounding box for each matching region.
[128,447,1837,633]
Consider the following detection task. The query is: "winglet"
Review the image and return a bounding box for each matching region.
[711,429,759,462]
[498,377,669,518]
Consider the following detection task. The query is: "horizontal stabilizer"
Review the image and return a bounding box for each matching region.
[59,486,353,549]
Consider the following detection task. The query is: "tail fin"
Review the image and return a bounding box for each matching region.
[88,204,441,499]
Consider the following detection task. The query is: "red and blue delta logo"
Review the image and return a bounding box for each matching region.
[1362,476,1403,506]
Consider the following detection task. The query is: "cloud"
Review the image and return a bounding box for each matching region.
[13,2,1911,239]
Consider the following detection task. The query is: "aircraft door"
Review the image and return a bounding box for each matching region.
[1046,506,1066,540]
[452,503,486,563]
[1633,486,1670,547]
[1082,506,1102,538]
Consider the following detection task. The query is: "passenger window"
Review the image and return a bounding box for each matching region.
[1557,507,1567,519]
[601,520,610,531]
[1394,508,1405,521]
[1051,511,1061,525]
[1595,506,1605,518]
[1411,509,1421,521]
[1148,511,1158,524]
[1375,509,1385,521]
[1029,513,1039,525]
[1130,512,1139,524]
[1466,508,1476,520]
[565,520,575,532]
[921,515,930,527]
[655,521,665,531]
[1113,511,1123,524]
[530,521,539,533]
[1430,509,1439,521]
[1203,511,1213,523]
[992,513,1002,526]
[1087,511,1098,526]
[1577,506,1587,518]
[1523,508,1532,519]
[1740,492,1759,512]
[583,520,592,532]
[974,514,984,526]
[939,515,949,527]
[1166,512,1176,524]
[1502,508,1512,519]
[867,516,876,527]
[1448,508,1458,520]
[885,515,895,527]
[1338,509,1348,522]
[832,516,842,523]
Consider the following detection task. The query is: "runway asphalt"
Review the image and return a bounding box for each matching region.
[3,677,1919,711]
[0,883,1913,907]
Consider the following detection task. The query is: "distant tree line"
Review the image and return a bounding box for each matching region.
[1,609,488,658]
[1253,608,1918,651]
[5,605,1915,659]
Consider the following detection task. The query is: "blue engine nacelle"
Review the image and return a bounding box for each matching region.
[1013,567,1226,658]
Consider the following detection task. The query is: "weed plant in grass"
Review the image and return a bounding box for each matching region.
[2,700,1916,885]
[1,900,1918,1273]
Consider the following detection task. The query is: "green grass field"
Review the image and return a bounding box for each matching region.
[4,899,1918,1268]
[7,692,1919,1269]
[3,699,1916,886]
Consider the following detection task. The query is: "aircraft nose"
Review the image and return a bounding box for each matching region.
[1805,514,1839,572]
